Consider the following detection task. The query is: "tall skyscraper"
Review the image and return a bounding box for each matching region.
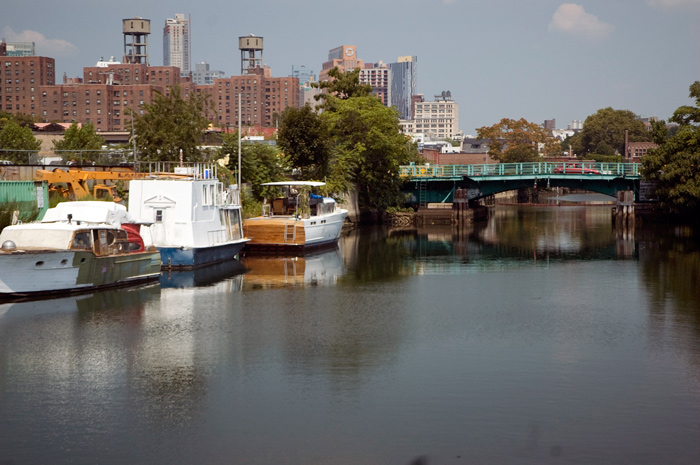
[319,45,363,83]
[389,56,417,120]
[163,14,190,75]
[360,62,391,107]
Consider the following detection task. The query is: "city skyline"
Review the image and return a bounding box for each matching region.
[3,0,700,134]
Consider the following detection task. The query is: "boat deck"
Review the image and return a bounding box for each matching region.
[243,216,307,248]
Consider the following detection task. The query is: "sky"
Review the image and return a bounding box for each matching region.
[3,0,700,135]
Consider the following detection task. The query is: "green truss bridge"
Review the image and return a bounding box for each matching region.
[399,162,642,205]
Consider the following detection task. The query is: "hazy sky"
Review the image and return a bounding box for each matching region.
[3,0,700,134]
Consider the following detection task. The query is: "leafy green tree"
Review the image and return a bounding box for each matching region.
[322,95,420,210]
[277,68,420,211]
[277,104,331,180]
[221,132,288,199]
[313,67,373,107]
[476,118,560,162]
[568,107,651,157]
[642,81,700,215]
[129,85,211,162]
[53,122,105,163]
[0,120,41,163]
[0,112,36,130]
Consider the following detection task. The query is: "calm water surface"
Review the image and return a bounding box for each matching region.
[1,206,699,465]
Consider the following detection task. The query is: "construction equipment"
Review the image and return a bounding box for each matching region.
[35,168,151,202]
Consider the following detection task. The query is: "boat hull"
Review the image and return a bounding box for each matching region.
[159,239,249,270]
[0,249,162,298]
[243,210,347,254]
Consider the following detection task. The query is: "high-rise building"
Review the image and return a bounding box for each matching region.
[0,56,55,115]
[291,65,315,85]
[360,62,391,107]
[192,62,225,85]
[389,56,417,120]
[163,14,190,75]
[202,67,299,129]
[319,45,363,83]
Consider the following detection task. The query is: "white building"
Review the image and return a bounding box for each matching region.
[163,14,190,75]
[412,91,461,140]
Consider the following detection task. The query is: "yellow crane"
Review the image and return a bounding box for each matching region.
[35,168,151,202]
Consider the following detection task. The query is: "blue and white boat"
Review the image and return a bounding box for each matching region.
[128,164,249,270]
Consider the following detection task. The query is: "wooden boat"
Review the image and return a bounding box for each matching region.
[127,164,250,270]
[0,201,161,298]
[243,181,348,253]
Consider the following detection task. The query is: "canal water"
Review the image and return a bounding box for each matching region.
[1,206,699,465]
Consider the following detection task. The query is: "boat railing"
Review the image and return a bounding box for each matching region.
[221,185,240,206]
[136,161,219,180]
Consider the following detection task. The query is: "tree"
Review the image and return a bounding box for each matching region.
[642,81,700,215]
[0,120,41,163]
[129,85,211,162]
[277,104,331,180]
[322,95,420,210]
[278,68,420,210]
[0,111,36,130]
[53,122,105,163]
[568,107,651,157]
[313,67,373,107]
[221,132,289,199]
[476,118,560,162]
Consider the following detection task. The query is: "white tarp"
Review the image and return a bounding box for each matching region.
[41,201,136,226]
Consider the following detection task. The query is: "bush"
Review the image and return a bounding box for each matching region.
[0,201,39,232]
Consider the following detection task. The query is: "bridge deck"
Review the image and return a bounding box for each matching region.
[399,162,642,203]
[399,162,641,180]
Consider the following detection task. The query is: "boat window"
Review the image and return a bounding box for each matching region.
[202,184,214,206]
[71,232,91,250]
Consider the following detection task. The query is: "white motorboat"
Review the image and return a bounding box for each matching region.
[243,181,348,253]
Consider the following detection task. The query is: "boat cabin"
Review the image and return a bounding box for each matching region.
[261,181,336,218]
[0,223,143,256]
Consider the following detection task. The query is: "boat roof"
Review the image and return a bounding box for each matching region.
[3,221,119,233]
[261,181,325,187]
[41,201,139,225]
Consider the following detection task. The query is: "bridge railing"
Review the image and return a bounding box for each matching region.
[399,162,641,178]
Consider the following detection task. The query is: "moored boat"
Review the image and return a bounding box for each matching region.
[127,164,250,270]
[243,181,348,253]
[0,201,161,298]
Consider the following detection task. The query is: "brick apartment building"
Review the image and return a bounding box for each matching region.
[201,67,299,129]
[1,56,56,115]
[2,55,298,133]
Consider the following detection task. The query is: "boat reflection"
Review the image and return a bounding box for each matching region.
[241,246,345,289]
[159,259,246,289]
[0,283,161,320]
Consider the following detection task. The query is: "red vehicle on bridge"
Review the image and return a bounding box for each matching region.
[554,163,601,174]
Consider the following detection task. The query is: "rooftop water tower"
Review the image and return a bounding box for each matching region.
[238,34,263,75]
[123,17,150,65]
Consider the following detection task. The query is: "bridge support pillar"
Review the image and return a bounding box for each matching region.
[613,190,635,227]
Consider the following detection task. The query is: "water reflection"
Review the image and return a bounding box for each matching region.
[1,206,700,464]
[241,246,345,289]
[160,259,246,290]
